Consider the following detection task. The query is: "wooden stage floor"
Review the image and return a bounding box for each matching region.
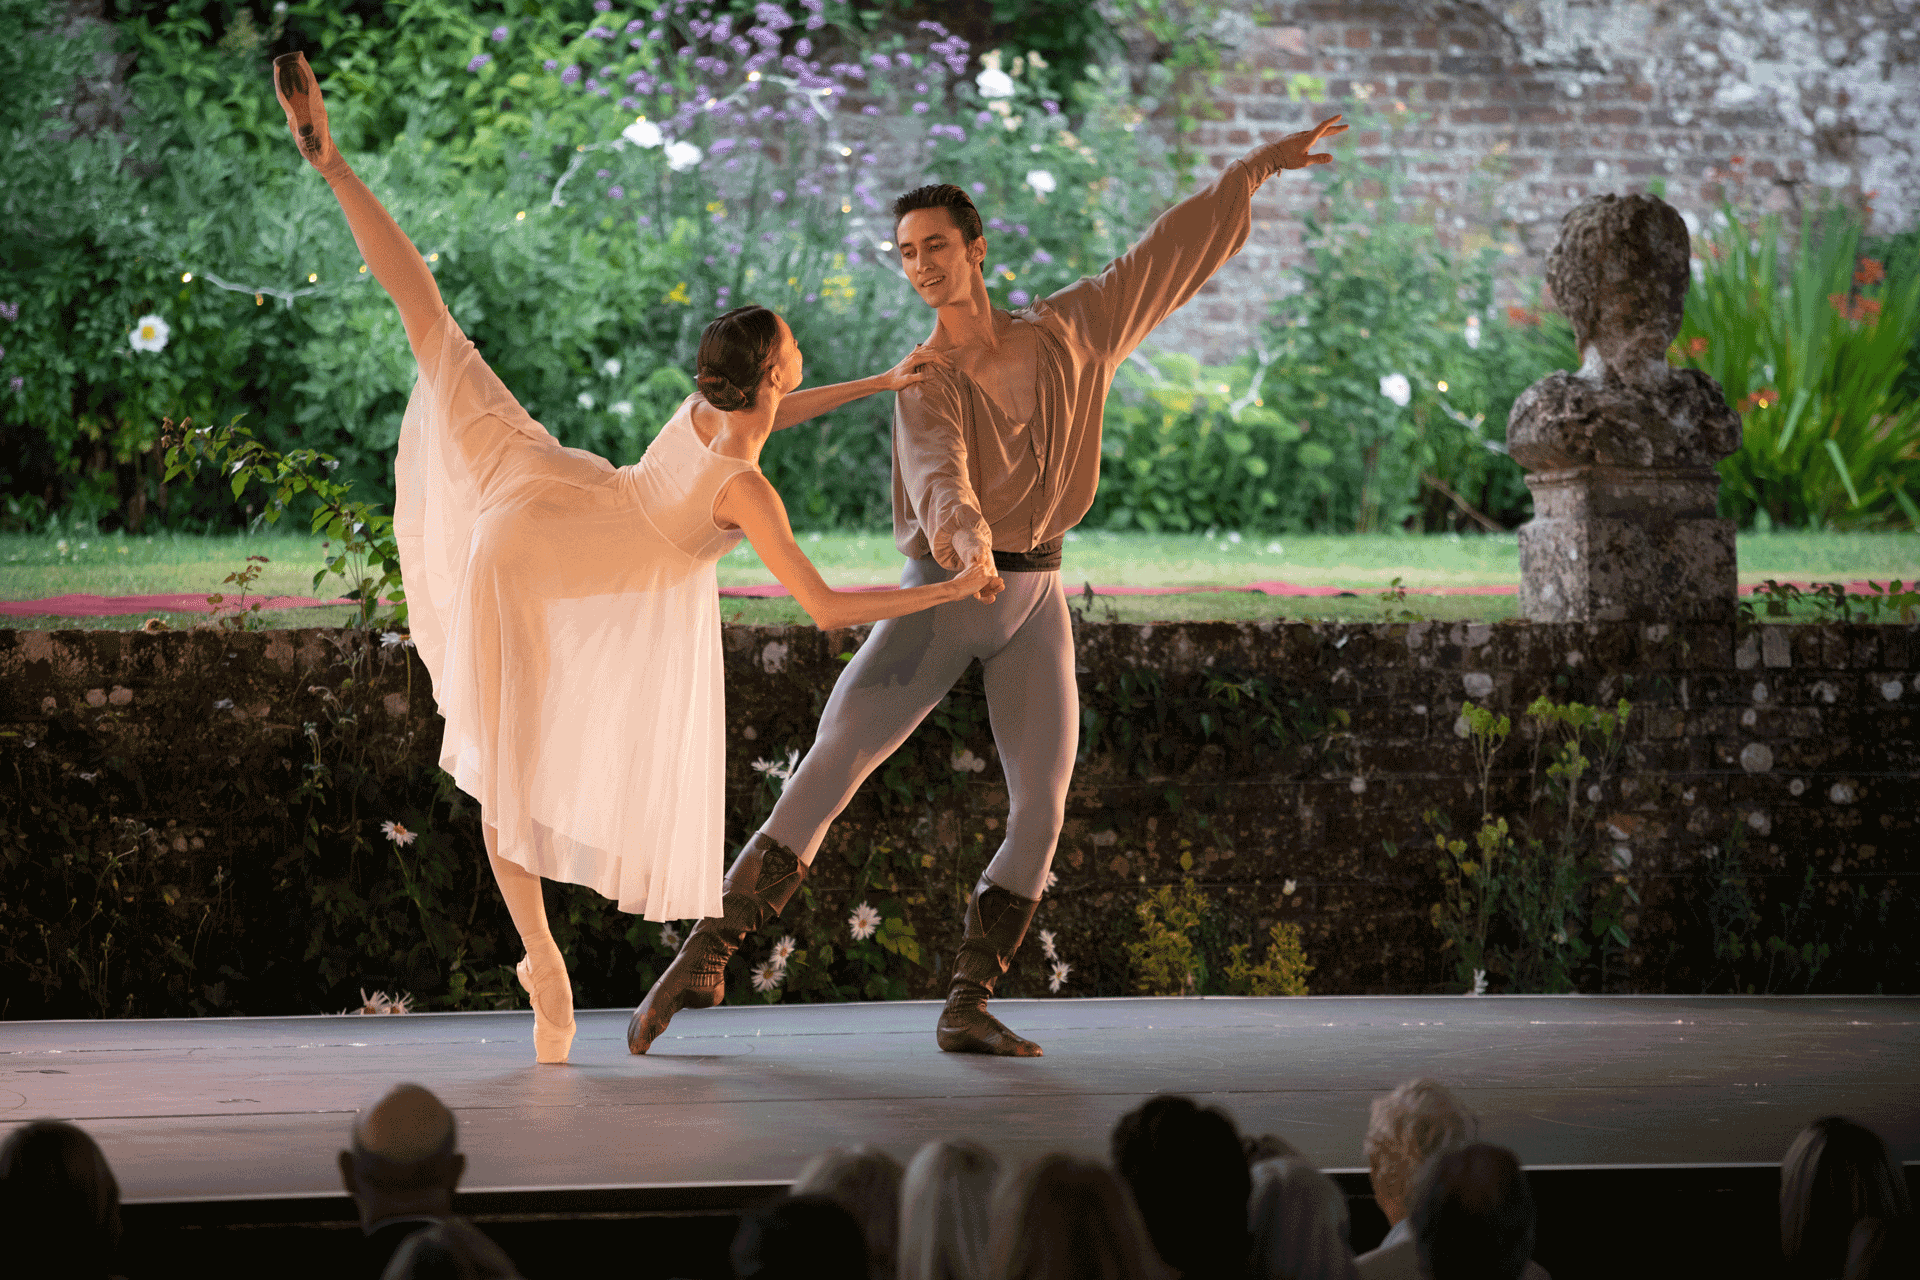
[4,995,1916,1203]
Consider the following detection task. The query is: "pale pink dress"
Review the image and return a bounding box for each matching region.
[393,306,750,921]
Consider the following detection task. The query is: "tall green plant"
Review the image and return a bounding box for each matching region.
[1673,198,1920,529]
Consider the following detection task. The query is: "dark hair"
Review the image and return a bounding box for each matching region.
[1109,1094,1251,1277]
[989,1154,1158,1280]
[731,1194,869,1280]
[0,1119,124,1279]
[697,305,782,412]
[891,184,985,247]
[1782,1117,1914,1280]
[792,1146,903,1280]
[1410,1143,1536,1280]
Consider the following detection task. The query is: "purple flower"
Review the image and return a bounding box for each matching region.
[648,27,663,39]
[594,0,611,10]
[8,376,20,393]
[561,64,581,84]
[806,13,823,29]
[1044,99,1061,115]
[586,25,613,39]
[868,54,888,69]
[0,302,15,321]
[1033,249,1054,263]
[917,20,950,36]
[704,255,718,266]
[800,0,823,9]
[987,216,1009,232]
[862,104,881,115]
[717,285,732,301]
[914,82,927,93]
[491,25,509,42]
[991,262,1009,276]
[467,53,492,72]
[544,58,559,71]
[626,18,643,32]
[618,96,638,109]
[710,137,737,155]
[585,77,601,92]
[1015,223,1029,236]
[796,36,813,57]
[1009,289,1031,306]
[912,101,929,113]
[677,45,693,58]
[729,34,751,56]
[771,189,787,202]
[976,110,993,125]
[596,168,612,178]
[804,293,818,303]
[608,185,625,199]
[970,182,986,194]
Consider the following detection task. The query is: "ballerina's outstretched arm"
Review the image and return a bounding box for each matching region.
[271,52,444,356]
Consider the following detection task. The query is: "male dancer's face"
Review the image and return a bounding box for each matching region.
[896,207,986,311]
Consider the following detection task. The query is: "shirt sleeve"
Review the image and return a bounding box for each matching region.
[1033,140,1299,365]
[893,370,992,570]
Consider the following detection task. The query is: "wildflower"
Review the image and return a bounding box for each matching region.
[612,400,633,417]
[1044,868,1056,891]
[381,820,417,847]
[604,357,623,377]
[1039,928,1057,959]
[950,747,987,773]
[1032,249,1053,264]
[1464,315,1481,350]
[771,935,797,965]
[594,0,611,9]
[467,53,491,72]
[1009,290,1031,307]
[0,301,16,321]
[750,961,783,993]
[608,185,625,200]
[379,630,413,649]
[129,314,170,353]
[1506,304,1540,327]
[1855,257,1886,287]
[1686,335,1709,357]
[578,391,596,409]
[491,25,509,41]
[623,118,664,148]
[1024,170,1056,197]
[848,902,881,941]
[347,988,413,1015]
[544,59,559,71]
[1469,968,1488,995]
[561,64,581,85]
[1379,373,1412,407]
[659,922,683,950]
[666,140,703,171]
[1048,961,1071,992]
[976,67,1014,99]
[1282,878,1297,896]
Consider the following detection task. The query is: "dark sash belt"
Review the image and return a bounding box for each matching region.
[993,538,1063,573]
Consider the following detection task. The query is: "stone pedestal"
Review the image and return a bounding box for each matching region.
[1519,466,1737,622]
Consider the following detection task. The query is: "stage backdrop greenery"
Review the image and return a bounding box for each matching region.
[2,0,1915,539]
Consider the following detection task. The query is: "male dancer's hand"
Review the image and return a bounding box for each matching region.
[951,529,1001,604]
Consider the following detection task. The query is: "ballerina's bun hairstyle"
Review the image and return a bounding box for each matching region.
[696,305,781,412]
[892,184,985,253]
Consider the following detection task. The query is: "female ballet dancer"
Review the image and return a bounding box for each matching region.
[271,52,998,1064]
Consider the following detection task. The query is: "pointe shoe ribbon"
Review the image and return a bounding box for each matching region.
[517,953,576,1065]
[271,51,343,172]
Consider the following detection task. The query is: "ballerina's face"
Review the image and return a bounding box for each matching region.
[896,208,986,310]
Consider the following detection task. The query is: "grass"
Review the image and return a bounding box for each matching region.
[3,527,1915,630]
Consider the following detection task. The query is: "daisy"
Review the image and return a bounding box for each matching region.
[659,923,683,950]
[1039,929,1057,960]
[1048,961,1071,993]
[1044,869,1058,892]
[771,935,797,966]
[1282,878,1297,896]
[750,961,783,993]
[129,314,170,353]
[381,820,416,847]
[848,902,881,941]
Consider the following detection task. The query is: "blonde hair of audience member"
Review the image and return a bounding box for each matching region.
[1362,1079,1476,1227]
[339,1082,467,1232]
[899,1140,1000,1280]
[795,1145,907,1280]
[1780,1116,1914,1280]
[1248,1157,1361,1280]
[988,1154,1160,1280]
[381,1217,523,1280]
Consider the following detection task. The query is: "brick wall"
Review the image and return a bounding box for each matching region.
[1147,0,1920,363]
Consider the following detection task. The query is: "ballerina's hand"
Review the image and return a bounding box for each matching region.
[952,558,1004,605]
[877,342,951,392]
[1268,114,1347,170]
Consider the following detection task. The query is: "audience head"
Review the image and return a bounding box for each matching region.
[339,1082,466,1231]
[0,1118,124,1278]
[794,1145,905,1280]
[380,1217,522,1280]
[1247,1157,1359,1280]
[899,1139,1000,1280]
[1110,1094,1252,1278]
[989,1154,1159,1280]
[1781,1116,1913,1280]
[1363,1078,1478,1226]
[1244,1133,1305,1166]
[1409,1143,1535,1280]
[733,1193,870,1280]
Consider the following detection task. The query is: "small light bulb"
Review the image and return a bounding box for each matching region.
[181,272,192,283]
[516,211,526,221]
[1437,380,1449,391]
[747,71,760,81]
[308,272,318,282]
[880,241,893,250]
[428,253,439,262]
[254,293,263,305]
[841,203,852,213]
[840,147,852,157]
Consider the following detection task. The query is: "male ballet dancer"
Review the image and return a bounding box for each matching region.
[630,115,1346,1056]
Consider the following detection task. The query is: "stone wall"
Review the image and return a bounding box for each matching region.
[2,617,1914,1017]
[1150,0,1920,363]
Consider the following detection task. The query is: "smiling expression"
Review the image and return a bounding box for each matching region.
[895,207,986,309]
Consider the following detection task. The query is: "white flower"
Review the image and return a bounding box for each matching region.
[950,747,987,773]
[622,118,663,149]
[379,630,413,650]
[976,67,1014,99]
[1282,878,1297,896]
[1469,968,1488,995]
[752,756,793,780]
[750,961,783,993]
[665,140,703,171]
[1048,961,1071,992]
[771,935,797,965]
[848,902,881,941]
[129,314,170,353]
[1379,373,1412,407]
[1039,928,1057,960]
[578,391,596,409]
[381,820,416,847]
[1464,315,1482,350]
[603,357,623,377]
[1024,169,1057,196]
[659,922,683,950]
[346,987,413,1015]
[612,400,633,417]
[1044,869,1057,892]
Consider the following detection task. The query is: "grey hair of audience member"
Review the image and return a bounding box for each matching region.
[0,1119,124,1278]
[898,1139,1000,1280]
[794,1145,906,1280]
[1247,1157,1360,1280]
[380,1217,522,1280]
[988,1153,1160,1280]
[1409,1144,1535,1280]
[1780,1116,1913,1280]
[1362,1079,1477,1226]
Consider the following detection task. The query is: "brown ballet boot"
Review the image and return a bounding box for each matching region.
[936,873,1044,1057]
[627,833,808,1054]
[271,51,344,172]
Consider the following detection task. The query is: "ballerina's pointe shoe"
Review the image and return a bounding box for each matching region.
[271,51,343,172]
[516,953,576,1064]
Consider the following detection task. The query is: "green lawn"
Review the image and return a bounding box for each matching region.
[3,528,1915,630]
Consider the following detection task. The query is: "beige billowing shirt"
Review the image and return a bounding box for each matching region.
[892,138,1300,568]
